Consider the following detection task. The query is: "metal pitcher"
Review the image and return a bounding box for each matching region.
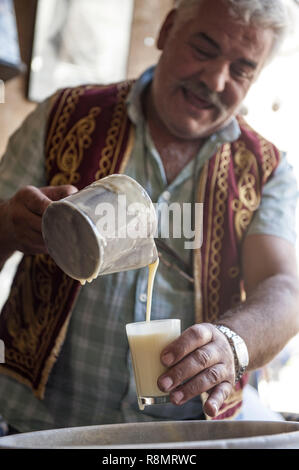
[42,174,158,284]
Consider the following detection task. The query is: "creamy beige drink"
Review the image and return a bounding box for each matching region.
[126,318,181,410]
[128,332,171,397]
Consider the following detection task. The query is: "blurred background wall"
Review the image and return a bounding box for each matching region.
[0,0,37,157]
[0,0,173,157]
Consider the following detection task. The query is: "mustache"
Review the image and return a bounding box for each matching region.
[180,79,227,113]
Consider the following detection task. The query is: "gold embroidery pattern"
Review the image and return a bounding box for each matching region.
[45,89,68,154]
[228,266,239,279]
[232,141,261,241]
[194,162,209,325]
[206,144,231,323]
[46,87,87,175]
[237,116,280,184]
[5,280,38,371]
[4,254,74,383]
[259,135,281,184]
[50,106,101,186]
[95,82,133,180]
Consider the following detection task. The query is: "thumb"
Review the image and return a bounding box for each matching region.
[40,184,78,202]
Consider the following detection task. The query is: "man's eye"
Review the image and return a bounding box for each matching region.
[191,45,214,59]
[231,65,254,80]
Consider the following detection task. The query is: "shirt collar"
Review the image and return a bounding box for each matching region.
[126,66,241,143]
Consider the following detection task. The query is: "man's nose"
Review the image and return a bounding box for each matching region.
[200,59,230,93]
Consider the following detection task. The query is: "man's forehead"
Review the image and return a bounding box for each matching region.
[179,1,251,34]
[176,1,274,59]
[177,0,256,34]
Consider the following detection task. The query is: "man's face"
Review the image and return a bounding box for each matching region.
[151,0,274,140]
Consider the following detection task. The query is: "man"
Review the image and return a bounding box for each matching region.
[0,0,298,432]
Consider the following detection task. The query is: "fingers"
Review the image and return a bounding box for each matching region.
[160,362,230,407]
[203,382,233,417]
[160,323,213,367]
[7,184,78,255]
[19,206,43,234]
[158,323,236,410]
[10,204,46,254]
[19,184,78,216]
[158,341,223,392]
[16,185,51,216]
[41,184,78,202]
[20,227,48,254]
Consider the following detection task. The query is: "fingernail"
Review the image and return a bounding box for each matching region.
[211,401,218,415]
[172,390,184,404]
[159,376,173,391]
[162,352,174,366]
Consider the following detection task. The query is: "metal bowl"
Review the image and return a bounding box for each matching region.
[1,420,299,449]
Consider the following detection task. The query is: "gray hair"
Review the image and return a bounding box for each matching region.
[173,0,291,60]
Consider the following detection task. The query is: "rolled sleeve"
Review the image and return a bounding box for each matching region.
[246,153,298,245]
[0,98,51,201]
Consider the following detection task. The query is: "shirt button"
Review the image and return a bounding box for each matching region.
[162,191,171,201]
[139,293,147,303]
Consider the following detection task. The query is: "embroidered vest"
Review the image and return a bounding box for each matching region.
[195,117,280,419]
[0,82,280,421]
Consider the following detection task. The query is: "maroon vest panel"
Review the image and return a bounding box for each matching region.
[0,82,135,399]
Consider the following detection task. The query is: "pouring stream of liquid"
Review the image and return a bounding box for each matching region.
[146,258,159,322]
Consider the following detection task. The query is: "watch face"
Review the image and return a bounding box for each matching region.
[232,336,249,367]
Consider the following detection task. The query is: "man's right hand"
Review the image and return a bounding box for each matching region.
[1,184,78,256]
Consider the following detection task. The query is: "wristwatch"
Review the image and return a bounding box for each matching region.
[215,325,249,383]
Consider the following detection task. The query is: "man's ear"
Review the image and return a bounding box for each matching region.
[157,9,178,50]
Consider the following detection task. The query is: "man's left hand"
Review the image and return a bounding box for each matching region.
[157,323,235,417]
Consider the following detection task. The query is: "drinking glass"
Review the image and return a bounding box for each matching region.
[126,319,181,410]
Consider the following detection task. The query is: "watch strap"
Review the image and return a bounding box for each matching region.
[215,325,249,383]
